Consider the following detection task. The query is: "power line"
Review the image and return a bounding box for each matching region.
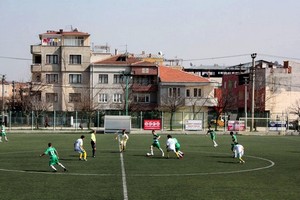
[0,56,31,61]
[182,54,250,62]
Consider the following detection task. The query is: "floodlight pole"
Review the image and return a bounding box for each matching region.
[1,75,5,124]
[251,53,257,132]
[244,77,248,130]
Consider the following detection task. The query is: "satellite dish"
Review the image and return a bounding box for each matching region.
[158,51,162,56]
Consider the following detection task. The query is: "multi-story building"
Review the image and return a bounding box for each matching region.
[158,65,217,123]
[221,60,299,120]
[90,54,159,112]
[30,28,91,111]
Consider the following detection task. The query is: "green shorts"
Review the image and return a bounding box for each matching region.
[1,132,6,136]
[49,156,59,166]
[152,141,161,149]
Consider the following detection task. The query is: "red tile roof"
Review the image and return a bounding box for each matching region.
[159,65,210,83]
[93,55,141,65]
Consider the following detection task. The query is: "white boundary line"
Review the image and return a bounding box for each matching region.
[0,150,275,177]
[120,152,128,200]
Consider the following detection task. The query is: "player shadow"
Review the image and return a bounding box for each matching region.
[217,160,238,164]
[207,155,231,159]
[24,169,50,173]
[132,154,166,159]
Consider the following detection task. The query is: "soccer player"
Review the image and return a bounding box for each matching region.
[0,123,8,142]
[166,134,180,159]
[90,130,96,158]
[230,131,238,156]
[115,129,129,152]
[74,135,87,161]
[40,143,67,172]
[233,143,245,163]
[173,137,184,158]
[206,128,218,147]
[149,130,164,157]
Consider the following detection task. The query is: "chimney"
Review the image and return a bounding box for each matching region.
[115,49,118,55]
[59,29,63,33]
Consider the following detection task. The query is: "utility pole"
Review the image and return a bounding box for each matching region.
[251,53,257,132]
[244,77,248,130]
[12,81,15,110]
[1,75,5,124]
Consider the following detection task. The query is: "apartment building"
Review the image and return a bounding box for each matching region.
[221,60,300,120]
[90,54,159,112]
[31,28,91,111]
[158,66,218,118]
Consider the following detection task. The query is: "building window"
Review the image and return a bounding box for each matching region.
[113,93,122,103]
[69,55,81,64]
[168,87,180,97]
[46,74,58,84]
[69,74,82,84]
[186,89,190,97]
[99,93,108,103]
[99,74,108,84]
[46,55,58,64]
[69,93,81,102]
[193,88,201,97]
[142,68,149,73]
[134,76,151,85]
[46,93,58,102]
[64,36,84,46]
[113,75,124,84]
[133,94,150,103]
[32,91,41,101]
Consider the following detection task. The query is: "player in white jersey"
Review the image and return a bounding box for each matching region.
[115,129,129,152]
[233,143,245,163]
[74,135,87,161]
[166,134,180,159]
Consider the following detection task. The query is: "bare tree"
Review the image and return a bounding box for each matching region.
[289,99,300,118]
[159,94,185,131]
[211,88,237,130]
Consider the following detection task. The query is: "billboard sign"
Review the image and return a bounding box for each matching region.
[144,119,161,130]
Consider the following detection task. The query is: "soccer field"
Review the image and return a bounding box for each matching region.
[0,133,299,200]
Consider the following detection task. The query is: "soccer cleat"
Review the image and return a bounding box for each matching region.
[79,158,83,161]
[64,168,67,172]
[84,159,87,161]
[53,170,57,173]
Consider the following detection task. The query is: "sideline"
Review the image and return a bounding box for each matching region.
[120,152,128,200]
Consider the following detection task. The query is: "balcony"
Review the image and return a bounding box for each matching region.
[31,64,42,72]
[131,84,158,92]
[31,45,41,54]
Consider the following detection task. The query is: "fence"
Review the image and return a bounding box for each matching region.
[3,110,208,131]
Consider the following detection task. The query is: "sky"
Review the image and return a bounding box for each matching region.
[1,0,300,82]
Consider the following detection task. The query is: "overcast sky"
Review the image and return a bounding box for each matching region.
[1,0,300,81]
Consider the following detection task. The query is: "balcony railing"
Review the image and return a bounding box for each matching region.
[131,84,158,92]
[31,45,41,54]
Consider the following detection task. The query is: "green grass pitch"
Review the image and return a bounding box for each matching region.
[0,133,299,200]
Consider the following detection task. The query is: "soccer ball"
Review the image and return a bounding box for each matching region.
[146,153,152,157]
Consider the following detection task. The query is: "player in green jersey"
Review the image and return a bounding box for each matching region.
[206,128,218,147]
[0,123,8,142]
[230,131,238,157]
[173,137,184,158]
[40,143,67,172]
[149,130,164,157]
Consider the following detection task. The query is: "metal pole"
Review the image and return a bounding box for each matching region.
[125,75,129,116]
[244,77,248,130]
[251,53,257,132]
[1,75,5,124]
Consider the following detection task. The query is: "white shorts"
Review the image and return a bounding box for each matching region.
[74,147,85,153]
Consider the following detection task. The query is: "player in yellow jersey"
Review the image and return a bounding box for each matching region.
[90,130,96,158]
